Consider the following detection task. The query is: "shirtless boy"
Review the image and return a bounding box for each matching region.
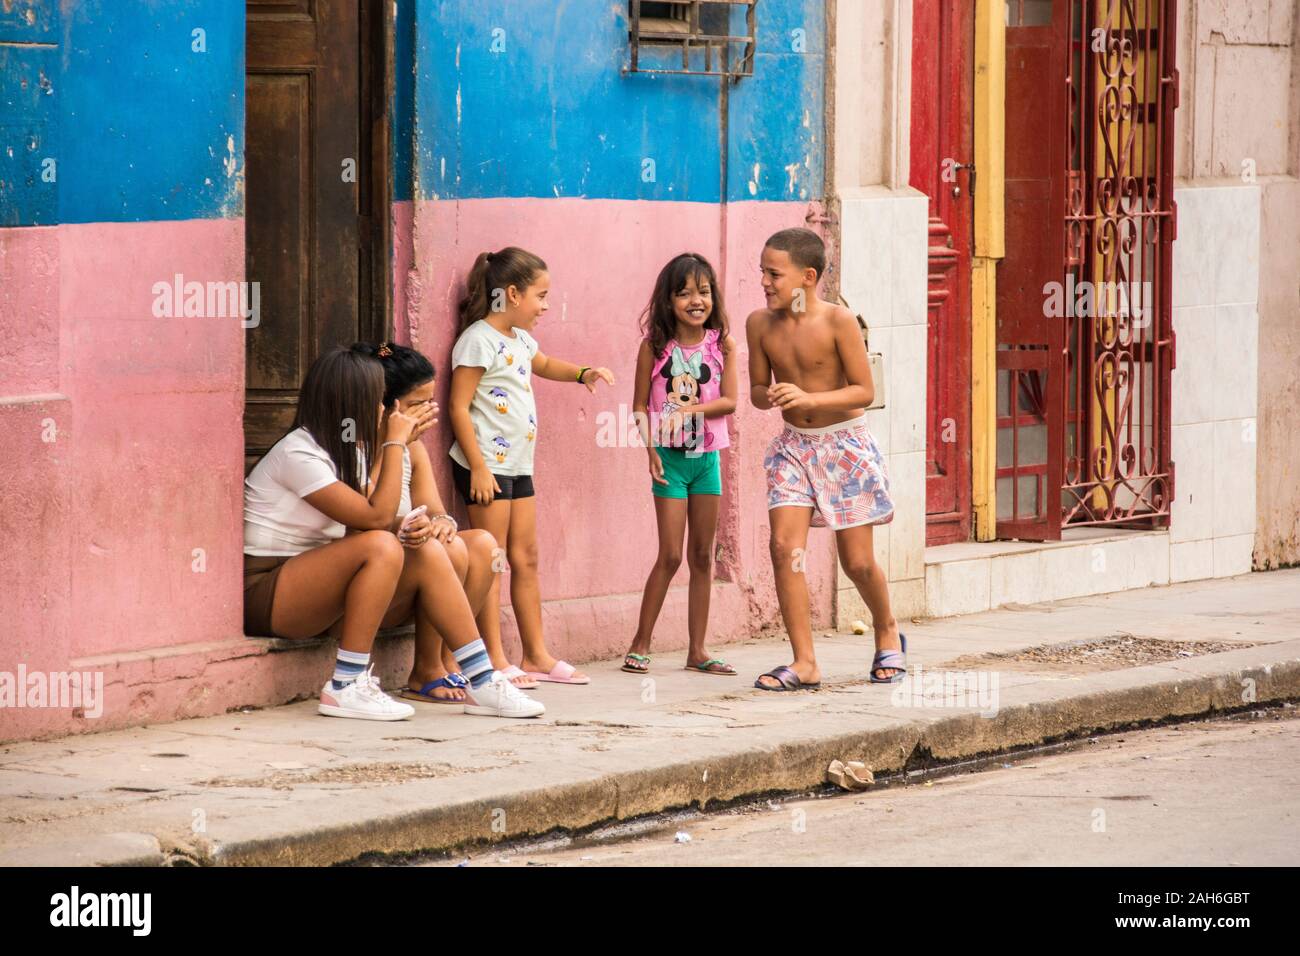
[746,228,906,691]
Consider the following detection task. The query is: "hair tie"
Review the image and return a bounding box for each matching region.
[377,343,393,358]
[486,251,495,263]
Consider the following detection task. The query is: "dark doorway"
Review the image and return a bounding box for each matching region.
[997,0,1176,540]
[244,0,392,467]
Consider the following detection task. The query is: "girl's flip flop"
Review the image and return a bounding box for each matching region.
[499,664,540,689]
[622,653,651,673]
[685,658,737,675]
[524,660,591,685]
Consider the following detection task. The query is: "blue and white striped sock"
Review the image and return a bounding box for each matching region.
[452,639,494,689]
[332,648,370,690]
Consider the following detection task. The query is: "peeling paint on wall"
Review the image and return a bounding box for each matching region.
[411,1,824,203]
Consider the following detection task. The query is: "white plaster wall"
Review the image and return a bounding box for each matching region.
[1175,0,1300,570]
[829,1,929,626]
[924,530,1173,618]
[835,187,930,624]
[1169,182,1261,581]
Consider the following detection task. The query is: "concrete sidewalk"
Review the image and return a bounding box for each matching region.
[2,569,1298,866]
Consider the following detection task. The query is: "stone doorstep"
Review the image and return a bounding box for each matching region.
[925,526,1164,565]
[28,628,419,741]
[922,528,1174,618]
[256,625,414,654]
[839,529,1173,630]
[66,625,415,668]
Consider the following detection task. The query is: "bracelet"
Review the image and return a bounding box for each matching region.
[430,513,457,530]
[381,440,405,451]
[577,366,590,384]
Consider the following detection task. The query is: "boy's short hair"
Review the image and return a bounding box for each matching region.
[765,227,826,278]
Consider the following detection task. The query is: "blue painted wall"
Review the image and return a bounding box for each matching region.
[727,2,826,203]
[1,0,243,227]
[393,0,416,203]
[0,0,60,226]
[3,0,821,225]
[408,0,824,205]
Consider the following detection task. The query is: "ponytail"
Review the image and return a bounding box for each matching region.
[457,246,548,334]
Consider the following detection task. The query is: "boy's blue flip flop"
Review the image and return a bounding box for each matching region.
[869,633,908,684]
[754,665,821,692]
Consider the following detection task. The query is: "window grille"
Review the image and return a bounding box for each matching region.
[626,1,757,80]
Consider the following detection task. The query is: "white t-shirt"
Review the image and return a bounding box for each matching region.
[397,443,413,518]
[244,427,365,556]
[448,320,539,476]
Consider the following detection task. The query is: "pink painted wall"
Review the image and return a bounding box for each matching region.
[400,197,838,663]
[0,198,839,743]
[1,218,246,741]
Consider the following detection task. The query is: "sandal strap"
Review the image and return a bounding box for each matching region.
[763,665,799,689]
[416,676,459,695]
[872,649,906,668]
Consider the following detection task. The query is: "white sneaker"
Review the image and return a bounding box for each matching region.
[318,666,415,721]
[463,671,546,718]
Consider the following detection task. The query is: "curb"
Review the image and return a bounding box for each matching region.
[195,656,1300,867]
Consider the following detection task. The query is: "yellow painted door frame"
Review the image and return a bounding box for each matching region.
[971,0,1005,541]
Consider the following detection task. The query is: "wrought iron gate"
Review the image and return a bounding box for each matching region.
[997,0,1177,540]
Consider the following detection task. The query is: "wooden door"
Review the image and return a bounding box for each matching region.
[910,0,974,546]
[244,0,391,466]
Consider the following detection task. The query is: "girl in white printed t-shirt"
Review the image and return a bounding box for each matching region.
[447,246,614,686]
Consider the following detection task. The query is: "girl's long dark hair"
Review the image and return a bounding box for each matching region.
[351,342,435,407]
[457,246,548,334]
[291,346,385,494]
[640,253,728,360]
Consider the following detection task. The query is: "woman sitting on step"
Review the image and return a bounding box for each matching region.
[242,346,544,721]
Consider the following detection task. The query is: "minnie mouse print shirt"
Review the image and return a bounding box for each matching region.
[647,329,730,453]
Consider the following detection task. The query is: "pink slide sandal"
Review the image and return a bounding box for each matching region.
[499,665,540,690]
[524,660,590,685]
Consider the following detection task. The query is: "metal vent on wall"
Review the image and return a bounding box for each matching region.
[626,1,757,79]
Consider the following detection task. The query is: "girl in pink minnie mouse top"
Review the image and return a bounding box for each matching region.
[623,253,739,678]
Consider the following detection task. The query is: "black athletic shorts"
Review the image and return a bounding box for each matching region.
[451,460,535,502]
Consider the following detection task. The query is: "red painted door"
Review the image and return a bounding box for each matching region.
[997,0,1177,539]
[910,0,974,546]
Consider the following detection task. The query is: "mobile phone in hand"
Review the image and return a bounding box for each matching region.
[399,505,428,536]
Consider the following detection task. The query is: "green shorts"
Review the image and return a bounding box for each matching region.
[653,448,721,499]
